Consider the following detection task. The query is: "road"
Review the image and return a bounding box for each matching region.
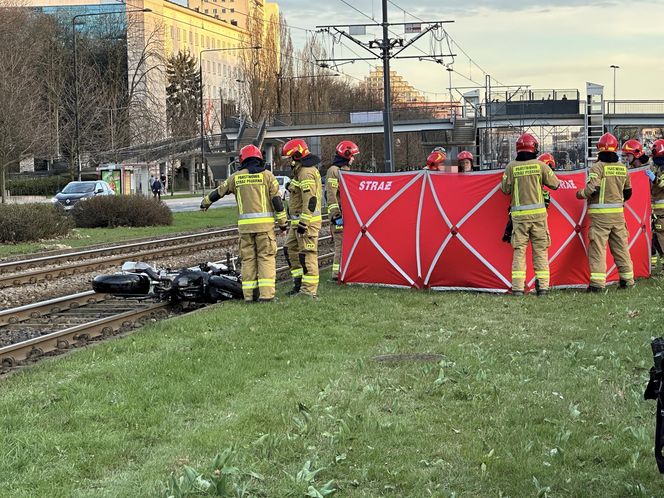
[163,194,237,212]
[6,194,237,212]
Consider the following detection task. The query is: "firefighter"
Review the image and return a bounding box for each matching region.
[424,149,446,171]
[538,153,556,170]
[576,132,634,291]
[622,139,650,169]
[326,140,360,282]
[282,138,323,297]
[500,133,560,296]
[648,139,664,271]
[200,144,287,302]
[457,150,474,172]
[503,151,557,244]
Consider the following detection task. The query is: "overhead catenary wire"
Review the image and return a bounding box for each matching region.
[386,0,508,87]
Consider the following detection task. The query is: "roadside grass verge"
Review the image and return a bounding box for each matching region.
[0,275,661,497]
[0,208,237,258]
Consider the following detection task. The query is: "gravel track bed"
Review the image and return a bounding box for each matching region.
[0,236,332,311]
[0,247,233,311]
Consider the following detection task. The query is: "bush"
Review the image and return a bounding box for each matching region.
[71,195,173,228]
[7,175,71,196]
[0,204,73,243]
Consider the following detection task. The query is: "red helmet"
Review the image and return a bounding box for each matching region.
[426,150,446,169]
[621,139,644,158]
[336,140,360,159]
[516,133,538,154]
[597,132,619,152]
[282,139,310,160]
[457,151,473,162]
[538,153,556,169]
[238,144,262,163]
[652,139,664,158]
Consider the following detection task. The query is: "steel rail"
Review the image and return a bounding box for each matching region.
[0,227,241,274]
[0,290,107,327]
[0,236,240,288]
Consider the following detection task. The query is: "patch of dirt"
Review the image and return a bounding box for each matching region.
[372,353,444,363]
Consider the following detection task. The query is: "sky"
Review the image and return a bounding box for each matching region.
[271,0,664,101]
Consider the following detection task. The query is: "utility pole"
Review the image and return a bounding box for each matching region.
[380,0,395,173]
[317,12,454,172]
[610,64,619,113]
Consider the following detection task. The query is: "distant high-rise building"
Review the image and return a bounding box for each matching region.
[363,67,428,104]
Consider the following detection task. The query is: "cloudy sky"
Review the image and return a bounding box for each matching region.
[272,0,664,101]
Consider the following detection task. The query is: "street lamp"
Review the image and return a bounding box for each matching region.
[277,74,340,115]
[199,46,260,193]
[73,7,151,180]
[610,64,620,112]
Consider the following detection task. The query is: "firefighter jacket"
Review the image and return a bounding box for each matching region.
[500,159,560,221]
[325,165,345,219]
[651,164,664,214]
[579,160,632,220]
[289,163,323,230]
[202,167,287,234]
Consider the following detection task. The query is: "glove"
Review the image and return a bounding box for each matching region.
[279,224,288,233]
[543,190,551,209]
[646,169,656,182]
[502,217,513,243]
[332,214,343,226]
[200,202,209,211]
[297,222,307,235]
[575,190,585,200]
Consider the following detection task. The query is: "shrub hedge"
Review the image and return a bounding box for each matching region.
[0,204,73,243]
[71,195,173,228]
[7,175,71,196]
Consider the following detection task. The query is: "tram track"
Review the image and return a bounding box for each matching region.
[0,222,330,289]
[0,248,334,374]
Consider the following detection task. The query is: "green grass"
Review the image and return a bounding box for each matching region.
[0,275,662,497]
[0,208,238,258]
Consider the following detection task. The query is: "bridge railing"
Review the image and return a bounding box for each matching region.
[606,100,664,115]
[269,104,462,128]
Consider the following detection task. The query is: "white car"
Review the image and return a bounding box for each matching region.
[275,175,291,200]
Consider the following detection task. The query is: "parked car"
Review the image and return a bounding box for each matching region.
[52,180,115,210]
[275,175,291,200]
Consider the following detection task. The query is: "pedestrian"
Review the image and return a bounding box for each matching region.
[501,133,560,296]
[326,140,360,282]
[200,144,287,302]
[151,176,162,200]
[576,132,634,291]
[282,138,323,298]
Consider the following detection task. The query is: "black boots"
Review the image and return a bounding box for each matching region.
[288,277,302,296]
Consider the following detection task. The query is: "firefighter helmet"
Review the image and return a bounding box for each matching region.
[457,151,473,162]
[621,139,644,158]
[652,139,664,158]
[282,139,310,160]
[426,150,446,169]
[538,153,556,169]
[238,144,263,163]
[336,140,360,159]
[516,133,538,154]
[597,133,619,152]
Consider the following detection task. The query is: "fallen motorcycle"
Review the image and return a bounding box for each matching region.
[92,258,243,303]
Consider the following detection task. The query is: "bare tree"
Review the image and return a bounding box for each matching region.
[240,2,280,120]
[0,6,50,202]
